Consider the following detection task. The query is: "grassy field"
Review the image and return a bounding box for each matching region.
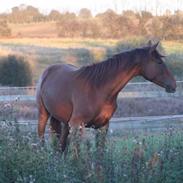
[0,38,117,82]
[0,37,182,51]
[0,120,183,183]
[0,37,118,48]
[0,38,183,82]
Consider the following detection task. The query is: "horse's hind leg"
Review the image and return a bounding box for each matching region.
[60,123,70,152]
[37,100,49,141]
[50,117,61,139]
[50,118,69,153]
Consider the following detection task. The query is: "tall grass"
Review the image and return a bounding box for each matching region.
[0,121,183,183]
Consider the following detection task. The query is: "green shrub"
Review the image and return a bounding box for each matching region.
[0,55,32,86]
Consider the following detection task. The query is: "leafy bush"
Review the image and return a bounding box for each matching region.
[0,55,32,86]
[0,120,183,183]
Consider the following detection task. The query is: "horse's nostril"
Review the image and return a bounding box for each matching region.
[165,86,176,93]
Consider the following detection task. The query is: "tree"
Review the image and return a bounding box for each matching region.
[144,17,164,38]
[79,19,100,38]
[0,55,32,86]
[57,12,80,37]
[96,9,121,38]
[48,10,62,21]
[0,20,11,37]
[23,5,41,23]
[9,5,41,23]
[139,11,153,36]
[79,8,92,19]
[122,10,140,35]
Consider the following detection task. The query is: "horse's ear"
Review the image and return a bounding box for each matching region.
[149,42,159,53]
[159,52,166,58]
[147,40,153,47]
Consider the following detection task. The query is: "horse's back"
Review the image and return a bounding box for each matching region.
[37,64,77,96]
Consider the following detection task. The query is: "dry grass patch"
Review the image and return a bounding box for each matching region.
[9,22,58,38]
[0,37,118,49]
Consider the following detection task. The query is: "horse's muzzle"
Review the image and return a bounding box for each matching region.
[165,86,176,93]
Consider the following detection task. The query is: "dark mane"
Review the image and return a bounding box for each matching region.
[77,49,139,87]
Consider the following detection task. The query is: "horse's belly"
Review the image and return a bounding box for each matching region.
[91,118,109,129]
[87,104,115,129]
[45,99,72,123]
[56,104,72,122]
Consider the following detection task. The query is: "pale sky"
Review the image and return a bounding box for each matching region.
[0,0,183,15]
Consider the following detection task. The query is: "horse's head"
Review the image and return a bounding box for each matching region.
[140,42,176,93]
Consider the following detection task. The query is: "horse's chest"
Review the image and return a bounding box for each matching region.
[93,104,116,128]
[99,105,114,119]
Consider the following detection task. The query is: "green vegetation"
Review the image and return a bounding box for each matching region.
[0,121,183,183]
[0,55,32,86]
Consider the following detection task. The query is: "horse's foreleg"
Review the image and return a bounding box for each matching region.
[69,127,82,159]
[95,122,109,182]
[68,119,84,159]
[95,122,109,152]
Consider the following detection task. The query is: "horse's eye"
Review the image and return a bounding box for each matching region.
[157,60,163,64]
[155,56,164,64]
[153,58,162,64]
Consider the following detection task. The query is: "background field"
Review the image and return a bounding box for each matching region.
[0,37,183,83]
[9,22,58,38]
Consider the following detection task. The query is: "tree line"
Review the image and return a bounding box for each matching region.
[0,5,183,40]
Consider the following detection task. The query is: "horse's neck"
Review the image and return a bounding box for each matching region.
[104,59,140,99]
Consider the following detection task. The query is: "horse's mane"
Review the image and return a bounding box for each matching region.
[77,49,138,87]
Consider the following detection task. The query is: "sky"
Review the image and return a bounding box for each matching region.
[0,0,183,15]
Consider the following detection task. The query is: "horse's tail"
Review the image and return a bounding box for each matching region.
[36,67,50,106]
[36,68,52,140]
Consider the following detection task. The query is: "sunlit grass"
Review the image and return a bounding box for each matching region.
[1,38,183,54]
[0,38,183,82]
[0,38,118,49]
[162,40,183,54]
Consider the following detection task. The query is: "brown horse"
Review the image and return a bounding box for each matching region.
[36,42,176,152]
